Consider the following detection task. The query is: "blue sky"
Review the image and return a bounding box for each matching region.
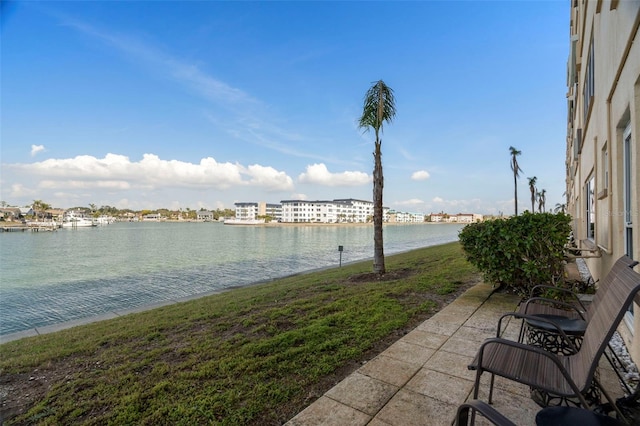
[1,1,568,215]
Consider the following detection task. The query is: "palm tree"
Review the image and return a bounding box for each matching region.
[509,146,523,215]
[32,199,51,222]
[527,176,537,213]
[554,203,566,214]
[538,189,546,213]
[359,80,397,275]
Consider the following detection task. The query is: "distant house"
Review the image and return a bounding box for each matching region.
[197,211,214,221]
[456,213,483,223]
[0,207,22,222]
[19,207,34,216]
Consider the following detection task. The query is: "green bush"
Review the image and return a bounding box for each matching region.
[458,212,572,296]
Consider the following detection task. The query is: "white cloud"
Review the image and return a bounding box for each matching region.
[433,196,444,203]
[298,163,370,187]
[244,164,294,191]
[7,153,293,192]
[411,170,430,181]
[31,145,46,156]
[289,193,308,200]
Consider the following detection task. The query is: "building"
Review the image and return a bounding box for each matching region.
[565,0,639,361]
[428,213,483,223]
[388,210,425,223]
[196,210,214,221]
[234,202,282,222]
[280,198,388,223]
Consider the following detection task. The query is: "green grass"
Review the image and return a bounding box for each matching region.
[0,242,479,425]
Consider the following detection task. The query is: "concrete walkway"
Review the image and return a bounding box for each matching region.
[286,282,623,426]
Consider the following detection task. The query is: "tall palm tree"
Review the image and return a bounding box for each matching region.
[359,80,397,275]
[527,176,537,213]
[509,146,523,215]
[538,189,547,213]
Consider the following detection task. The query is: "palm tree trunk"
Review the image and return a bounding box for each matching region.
[373,141,385,274]
[513,173,518,215]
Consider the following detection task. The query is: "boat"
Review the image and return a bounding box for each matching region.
[62,210,97,228]
[223,218,266,225]
[96,215,116,225]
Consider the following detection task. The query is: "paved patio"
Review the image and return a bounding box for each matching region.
[286,281,626,426]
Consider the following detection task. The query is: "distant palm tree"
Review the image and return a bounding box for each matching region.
[32,199,51,221]
[509,146,523,215]
[554,203,566,214]
[359,80,397,275]
[527,176,537,213]
[538,189,547,213]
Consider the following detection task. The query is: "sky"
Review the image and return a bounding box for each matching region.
[1,0,569,215]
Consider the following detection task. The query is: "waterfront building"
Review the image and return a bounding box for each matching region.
[234,202,282,222]
[429,213,483,223]
[196,210,214,221]
[565,1,639,361]
[280,198,388,223]
[388,210,425,223]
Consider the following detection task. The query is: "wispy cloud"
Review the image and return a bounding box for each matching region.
[30,145,46,156]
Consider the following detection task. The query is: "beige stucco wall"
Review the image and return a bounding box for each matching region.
[567,1,640,362]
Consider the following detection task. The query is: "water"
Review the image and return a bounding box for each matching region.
[0,222,463,336]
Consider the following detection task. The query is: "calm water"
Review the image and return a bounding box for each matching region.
[0,222,463,336]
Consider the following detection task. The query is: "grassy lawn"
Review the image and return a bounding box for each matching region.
[0,242,479,425]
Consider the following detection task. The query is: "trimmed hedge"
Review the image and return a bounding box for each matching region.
[458,212,572,296]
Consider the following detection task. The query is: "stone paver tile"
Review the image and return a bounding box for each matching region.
[367,418,393,426]
[405,369,474,406]
[463,311,502,332]
[476,372,534,399]
[429,311,471,327]
[325,372,398,416]
[473,385,539,426]
[358,355,423,387]
[432,303,479,319]
[416,319,460,336]
[452,325,495,344]
[382,340,435,365]
[285,396,370,426]
[440,336,484,358]
[423,350,476,381]
[401,329,448,350]
[374,389,458,426]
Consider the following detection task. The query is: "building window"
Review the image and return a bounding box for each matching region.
[583,38,595,122]
[586,175,595,240]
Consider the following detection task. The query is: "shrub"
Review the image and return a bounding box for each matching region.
[458,212,572,296]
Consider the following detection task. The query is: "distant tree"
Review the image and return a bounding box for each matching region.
[32,199,51,221]
[359,80,397,275]
[538,189,546,213]
[509,146,523,215]
[554,203,566,214]
[527,176,537,213]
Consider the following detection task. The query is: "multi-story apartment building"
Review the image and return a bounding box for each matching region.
[280,199,389,223]
[565,0,639,361]
[428,213,483,223]
[388,210,425,223]
[234,202,282,221]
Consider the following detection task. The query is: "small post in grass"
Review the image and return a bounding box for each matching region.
[338,245,344,267]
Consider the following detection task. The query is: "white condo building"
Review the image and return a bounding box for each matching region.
[280,199,389,223]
